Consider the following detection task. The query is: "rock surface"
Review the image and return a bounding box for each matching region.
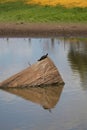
[0,57,64,88]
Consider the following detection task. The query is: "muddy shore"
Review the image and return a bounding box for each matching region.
[0,23,87,37]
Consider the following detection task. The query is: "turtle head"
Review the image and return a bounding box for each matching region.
[46,53,48,56]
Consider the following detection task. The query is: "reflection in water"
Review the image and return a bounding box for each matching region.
[0,37,87,130]
[68,38,87,90]
[2,85,63,110]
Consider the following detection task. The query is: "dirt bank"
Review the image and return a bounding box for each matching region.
[0,23,87,37]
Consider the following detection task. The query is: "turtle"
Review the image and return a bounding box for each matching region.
[38,53,48,61]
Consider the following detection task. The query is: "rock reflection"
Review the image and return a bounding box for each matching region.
[68,38,87,90]
[2,85,63,110]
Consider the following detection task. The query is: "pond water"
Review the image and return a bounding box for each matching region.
[0,37,87,130]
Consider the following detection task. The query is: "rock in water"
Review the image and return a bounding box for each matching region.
[0,57,64,88]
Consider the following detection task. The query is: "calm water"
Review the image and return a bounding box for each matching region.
[0,37,87,130]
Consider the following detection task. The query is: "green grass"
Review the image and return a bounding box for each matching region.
[0,1,87,23]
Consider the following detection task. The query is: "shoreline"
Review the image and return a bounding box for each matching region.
[0,23,87,37]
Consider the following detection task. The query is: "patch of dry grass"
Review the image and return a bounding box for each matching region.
[26,0,87,8]
[0,0,87,7]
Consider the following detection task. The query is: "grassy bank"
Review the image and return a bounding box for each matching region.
[0,1,87,23]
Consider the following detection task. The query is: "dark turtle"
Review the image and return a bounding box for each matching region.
[38,53,48,61]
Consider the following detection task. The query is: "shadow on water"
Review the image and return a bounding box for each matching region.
[1,85,63,110]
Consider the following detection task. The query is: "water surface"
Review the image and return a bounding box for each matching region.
[0,37,87,130]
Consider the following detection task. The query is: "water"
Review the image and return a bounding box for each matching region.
[0,37,87,130]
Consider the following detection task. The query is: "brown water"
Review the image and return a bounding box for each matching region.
[0,37,87,130]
